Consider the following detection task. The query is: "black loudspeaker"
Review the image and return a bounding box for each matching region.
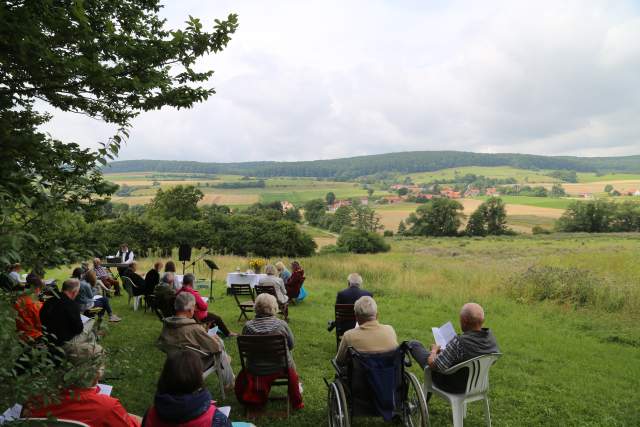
[178,244,192,262]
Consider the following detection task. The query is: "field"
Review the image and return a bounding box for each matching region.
[562,181,640,196]
[48,235,640,426]
[406,166,560,184]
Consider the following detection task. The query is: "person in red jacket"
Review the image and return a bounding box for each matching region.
[175,274,236,337]
[14,274,44,341]
[24,343,141,427]
[285,261,305,300]
[143,350,233,427]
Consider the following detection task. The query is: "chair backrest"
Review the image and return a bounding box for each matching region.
[237,334,288,376]
[254,284,277,298]
[231,283,254,297]
[444,353,502,396]
[334,304,356,345]
[121,275,135,294]
[19,418,91,426]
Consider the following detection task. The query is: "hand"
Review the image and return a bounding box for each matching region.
[430,344,441,354]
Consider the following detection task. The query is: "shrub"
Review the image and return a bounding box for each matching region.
[383,230,394,237]
[336,228,390,254]
[531,225,552,235]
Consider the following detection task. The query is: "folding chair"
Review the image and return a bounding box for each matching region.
[237,334,291,418]
[121,275,143,311]
[423,353,502,427]
[185,345,228,400]
[334,304,356,350]
[230,283,255,321]
[255,285,289,321]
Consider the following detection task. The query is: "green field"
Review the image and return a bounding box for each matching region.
[480,196,575,210]
[47,235,640,426]
[406,166,560,184]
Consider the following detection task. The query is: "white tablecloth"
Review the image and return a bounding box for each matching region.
[226,273,267,288]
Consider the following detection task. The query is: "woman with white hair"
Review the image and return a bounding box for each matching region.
[257,264,288,305]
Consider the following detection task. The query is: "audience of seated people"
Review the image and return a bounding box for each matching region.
[76,268,121,322]
[335,296,398,365]
[14,273,44,342]
[39,278,95,348]
[275,261,291,282]
[176,273,237,338]
[156,293,235,392]
[235,293,304,410]
[145,261,163,296]
[284,261,305,300]
[408,302,500,393]
[93,257,121,295]
[121,261,147,296]
[257,264,288,305]
[23,342,142,426]
[143,350,235,427]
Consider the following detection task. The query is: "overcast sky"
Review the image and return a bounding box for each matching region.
[41,0,640,162]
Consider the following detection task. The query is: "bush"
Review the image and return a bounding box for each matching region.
[336,228,390,254]
[531,225,552,235]
[383,230,394,237]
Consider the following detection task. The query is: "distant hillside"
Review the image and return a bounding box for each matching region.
[105,151,640,180]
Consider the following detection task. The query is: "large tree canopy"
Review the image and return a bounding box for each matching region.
[0,1,238,267]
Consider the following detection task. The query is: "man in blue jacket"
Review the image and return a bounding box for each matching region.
[336,273,373,305]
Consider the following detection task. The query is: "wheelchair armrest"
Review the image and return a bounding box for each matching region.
[331,358,345,376]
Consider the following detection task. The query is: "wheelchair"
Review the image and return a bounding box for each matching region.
[326,342,429,427]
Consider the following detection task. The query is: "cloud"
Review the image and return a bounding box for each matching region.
[40,0,640,162]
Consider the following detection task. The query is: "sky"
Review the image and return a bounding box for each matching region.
[40,0,640,162]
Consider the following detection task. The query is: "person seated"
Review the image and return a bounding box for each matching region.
[143,350,237,427]
[275,261,291,282]
[285,261,305,300]
[121,261,147,296]
[258,264,288,305]
[176,273,236,337]
[408,303,500,394]
[88,268,115,298]
[8,262,22,285]
[23,342,141,426]
[154,272,177,316]
[93,257,121,295]
[335,296,398,366]
[156,293,234,392]
[84,270,121,322]
[116,243,135,275]
[14,274,44,342]
[164,260,176,273]
[336,273,373,305]
[145,261,163,296]
[236,293,303,410]
[40,278,91,347]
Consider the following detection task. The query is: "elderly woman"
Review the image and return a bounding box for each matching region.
[257,264,288,305]
[285,261,305,300]
[238,293,303,410]
[83,270,121,323]
[275,261,291,283]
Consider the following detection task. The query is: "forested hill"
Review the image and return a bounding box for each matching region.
[105,151,640,179]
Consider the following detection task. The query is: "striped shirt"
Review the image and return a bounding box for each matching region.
[433,336,465,372]
[242,315,295,368]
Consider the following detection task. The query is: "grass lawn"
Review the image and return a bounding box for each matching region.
[478,196,575,210]
[47,235,640,426]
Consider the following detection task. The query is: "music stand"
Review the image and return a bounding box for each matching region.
[203,259,219,300]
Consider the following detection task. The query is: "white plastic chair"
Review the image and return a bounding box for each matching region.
[121,275,143,311]
[423,353,501,427]
[185,345,227,400]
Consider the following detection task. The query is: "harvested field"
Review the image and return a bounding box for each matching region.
[200,193,259,205]
[563,180,640,195]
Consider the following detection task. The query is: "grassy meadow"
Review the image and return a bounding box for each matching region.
[47,234,640,426]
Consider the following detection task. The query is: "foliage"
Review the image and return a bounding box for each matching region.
[531,225,552,235]
[148,185,204,220]
[499,185,549,197]
[405,198,464,236]
[547,170,578,183]
[556,200,617,232]
[466,197,510,236]
[329,206,354,233]
[352,205,383,232]
[383,230,394,237]
[397,220,407,235]
[303,199,327,227]
[550,184,566,197]
[325,192,336,205]
[604,184,614,193]
[336,228,390,254]
[213,180,265,189]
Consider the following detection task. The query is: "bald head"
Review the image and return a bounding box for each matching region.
[460,303,485,332]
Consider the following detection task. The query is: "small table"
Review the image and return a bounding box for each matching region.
[226,272,268,288]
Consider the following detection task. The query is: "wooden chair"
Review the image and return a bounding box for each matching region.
[237,334,291,417]
[334,304,356,350]
[121,275,143,311]
[255,285,289,322]
[230,283,255,321]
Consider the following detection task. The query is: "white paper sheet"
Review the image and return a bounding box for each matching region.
[432,321,457,349]
[80,314,91,324]
[0,403,22,424]
[207,326,219,337]
[97,383,113,396]
[202,297,209,303]
[218,406,231,417]
[93,295,103,300]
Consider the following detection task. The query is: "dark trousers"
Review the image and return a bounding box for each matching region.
[407,340,467,394]
[93,297,112,316]
[202,312,231,337]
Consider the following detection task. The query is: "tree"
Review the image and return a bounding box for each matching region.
[550,184,567,197]
[556,200,617,232]
[466,197,509,236]
[367,188,374,198]
[336,228,390,254]
[149,185,204,220]
[397,220,407,235]
[604,184,614,193]
[303,199,327,226]
[398,187,409,196]
[352,205,383,232]
[1,1,238,267]
[406,198,464,236]
[325,192,336,206]
[330,206,354,233]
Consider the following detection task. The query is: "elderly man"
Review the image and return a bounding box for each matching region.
[40,279,94,347]
[409,302,500,393]
[154,272,176,317]
[120,261,146,296]
[144,261,163,296]
[335,296,398,365]
[93,258,121,295]
[336,273,373,305]
[157,293,234,391]
[258,264,288,305]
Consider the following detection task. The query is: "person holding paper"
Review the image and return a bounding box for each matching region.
[156,292,235,392]
[408,302,500,393]
[39,278,86,346]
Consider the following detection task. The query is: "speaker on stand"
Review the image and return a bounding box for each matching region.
[178,244,192,275]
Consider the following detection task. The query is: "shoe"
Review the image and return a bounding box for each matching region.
[109,315,122,322]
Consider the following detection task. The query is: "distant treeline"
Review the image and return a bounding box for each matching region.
[105,151,640,179]
[212,180,265,189]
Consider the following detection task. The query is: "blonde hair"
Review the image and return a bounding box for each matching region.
[275,261,286,272]
[254,293,279,317]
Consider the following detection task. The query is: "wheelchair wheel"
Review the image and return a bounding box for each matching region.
[403,371,429,427]
[328,381,350,427]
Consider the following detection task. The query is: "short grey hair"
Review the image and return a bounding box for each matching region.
[62,278,80,292]
[175,292,196,312]
[264,264,277,276]
[161,272,175,284]
[254,293,279,317]
[347,273,363,287]
[354,296,377,322]
[460,302,485,327]
[183,273,195,286]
